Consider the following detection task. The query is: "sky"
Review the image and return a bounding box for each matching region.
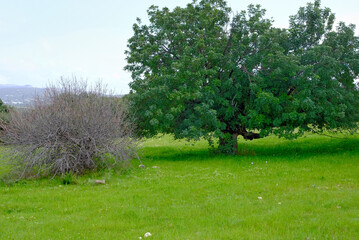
[0,0,358,94]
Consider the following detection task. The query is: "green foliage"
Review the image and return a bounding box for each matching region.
[125,0,359,154]
[0,99,11,133]
[60,171,75,185]
[0,99,9,113]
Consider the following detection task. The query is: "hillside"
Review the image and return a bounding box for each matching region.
[0,84,44,106]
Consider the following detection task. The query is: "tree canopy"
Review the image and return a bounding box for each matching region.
[125,0,359,154]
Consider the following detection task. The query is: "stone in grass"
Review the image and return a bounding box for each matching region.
[144,232,152,238]
[95,180,106,184]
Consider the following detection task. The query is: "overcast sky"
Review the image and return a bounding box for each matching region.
[1,0,358,94]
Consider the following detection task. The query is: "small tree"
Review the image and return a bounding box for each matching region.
[0,98,11,133]
[0,98,9,113]
[0,78,139,178]
[125,0,359,154]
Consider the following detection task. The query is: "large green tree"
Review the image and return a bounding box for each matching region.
[125,0,359,154]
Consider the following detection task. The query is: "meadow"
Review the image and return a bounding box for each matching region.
[0,134,358,239]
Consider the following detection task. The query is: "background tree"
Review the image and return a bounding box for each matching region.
[125,0,359,154]
[0,98,11,133]
[0,98,9,114]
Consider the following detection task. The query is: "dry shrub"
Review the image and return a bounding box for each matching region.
[0,78,140,178]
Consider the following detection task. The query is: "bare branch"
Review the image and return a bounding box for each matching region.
[0,77,140,178]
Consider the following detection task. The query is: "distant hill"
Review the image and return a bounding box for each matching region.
[0,84,44,106]
[0,85,125,107]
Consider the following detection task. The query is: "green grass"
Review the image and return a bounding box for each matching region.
[1,134,359,239]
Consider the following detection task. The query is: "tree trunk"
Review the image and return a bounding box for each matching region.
[232,133,238,154]
[218,126,260,154]
[218,133,238,155]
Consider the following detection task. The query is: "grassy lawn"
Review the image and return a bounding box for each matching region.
[1,134,359,239]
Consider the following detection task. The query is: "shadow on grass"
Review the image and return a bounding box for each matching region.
[243,135,359,156]
[141,134,359,162]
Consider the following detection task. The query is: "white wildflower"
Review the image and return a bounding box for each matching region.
[144,232,152,238]
[258,196,262,200]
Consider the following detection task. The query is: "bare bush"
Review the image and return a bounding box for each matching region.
[0,78,140,178]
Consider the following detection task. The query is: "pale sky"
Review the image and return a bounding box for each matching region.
[1,0,358,94]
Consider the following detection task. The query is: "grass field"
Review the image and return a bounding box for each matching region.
[1,134,359,239]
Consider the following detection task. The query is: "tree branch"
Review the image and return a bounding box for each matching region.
[223,29,233,56]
